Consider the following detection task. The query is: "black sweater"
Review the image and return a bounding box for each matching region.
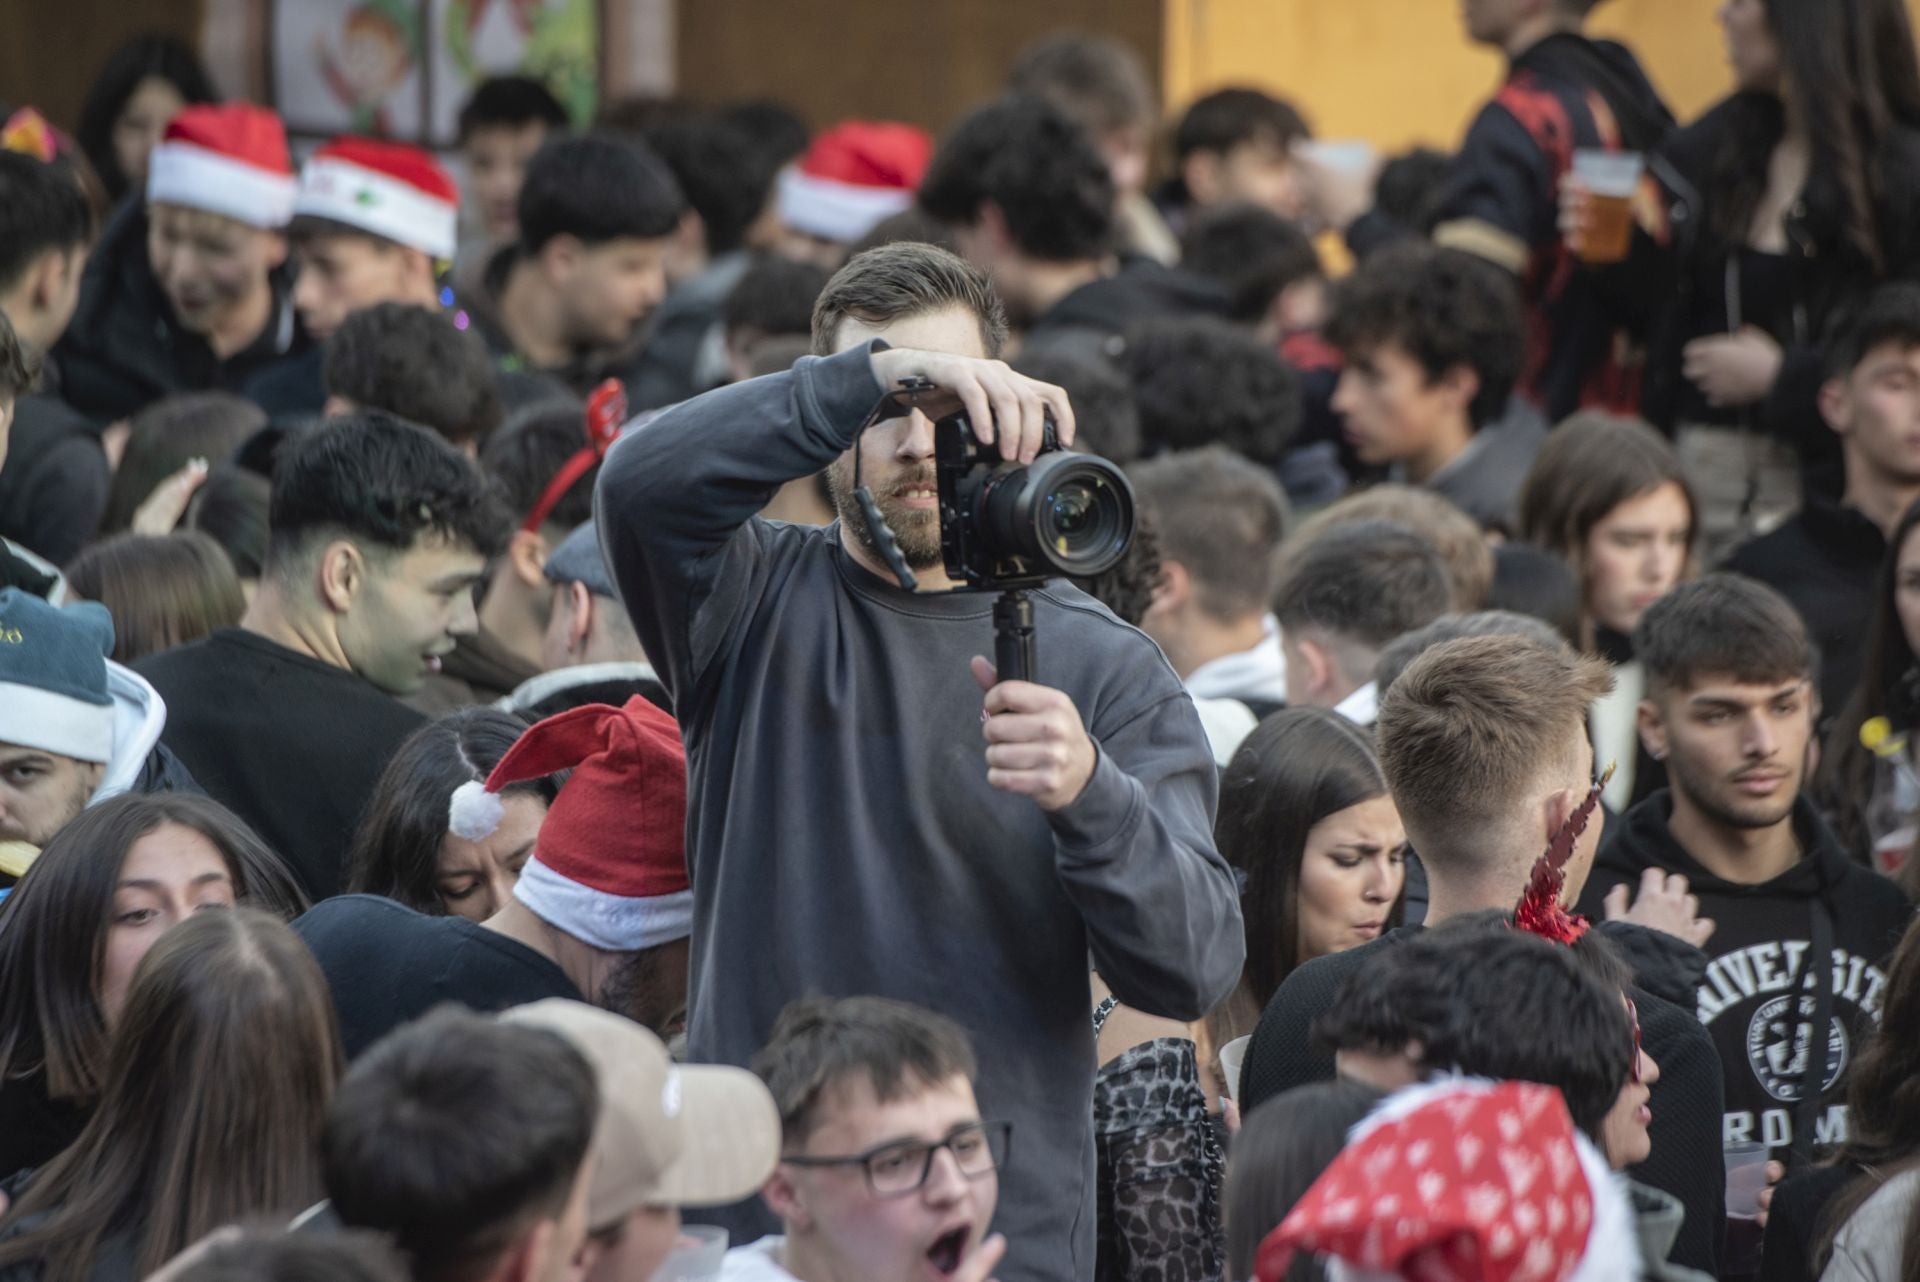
[1235,921,1728,1275]
[1576,792,1914,1160]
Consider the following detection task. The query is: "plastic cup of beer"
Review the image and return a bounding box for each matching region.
[1569,150,1644,265]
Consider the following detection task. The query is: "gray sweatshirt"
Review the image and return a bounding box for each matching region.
[596,342,1244,1282]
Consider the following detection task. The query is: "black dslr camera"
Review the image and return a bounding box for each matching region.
[933,410,1135,590]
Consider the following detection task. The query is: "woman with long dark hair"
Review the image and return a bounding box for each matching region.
[74,34,216,205]
[1212,707,1407,1053]
[1638,0,1920,555]
[0,794,305,1181]
[347,708,561,921]
[0,908,341,1282]
[1817,495,1920,873]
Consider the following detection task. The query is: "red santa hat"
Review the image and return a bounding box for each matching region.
[147,103,295,229]
[777,120,932,245]
[1256,1078,1638,1282]
[295,136,459,259]
[448,696,691,952]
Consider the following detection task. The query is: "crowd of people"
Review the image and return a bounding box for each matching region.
[4,0,1920,1279]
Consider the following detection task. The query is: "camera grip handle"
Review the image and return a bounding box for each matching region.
[854,486,919,592]
[993,590,1036,685]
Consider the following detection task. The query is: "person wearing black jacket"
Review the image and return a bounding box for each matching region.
[1726,284,1920,719]
[1575,576,1914,1173]
[55,103,310,426]
[1627,0,1920,556]
[1238,632,1727,1274]
[918,93,1228,350]
[1425,0,1674,424]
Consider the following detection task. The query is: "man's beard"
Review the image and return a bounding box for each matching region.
[825,460,945,571]
[1668,750,1800,831]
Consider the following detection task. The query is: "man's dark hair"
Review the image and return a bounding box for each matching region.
[1324,242,1525,431]
[1124,316,1302,464]
[1824,282,1920,379]
[1173,88,1311,162]
[811,241,1008,358]
[753,996,978,1145]
[481,401,598,531]
[185,465,272,582]
[172,1228,408,1282]
[1314,920,1634,1142]
[1635,573,1813,695]
[1373,609,1570,696]
[323,1008,597,1282]
[1373,147,1454,234]
[633,113,777,256]
[1011,341,1141,463]
[0,151,95,296]
[0,308,36,403]
[517,132,686,254]
[323,304,504,449]
[1179,204,1322,325]
[718,99,811,173]
[457,75,569,143]
[1070,509,1164,625]
[102,392,266,536]
[1131,447,1287,621]
[1005,33,1156,134]
[267,412,509,573]
[1274,519,1453,650]
[918,94,1116,264]
[725,255,831,342]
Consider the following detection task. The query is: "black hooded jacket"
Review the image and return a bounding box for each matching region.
[52,199,307,425]
[1577,792,1913,1162]
[1433,33,1675,422]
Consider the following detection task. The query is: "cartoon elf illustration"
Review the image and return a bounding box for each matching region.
[314,0,421,135]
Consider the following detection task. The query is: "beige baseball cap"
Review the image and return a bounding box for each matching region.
[501,1000,780,1231]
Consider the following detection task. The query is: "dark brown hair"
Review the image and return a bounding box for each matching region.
[99,392,267,536]
[0,909,342,1282]
[1214,708,1399,1040]
[0,793,307,1105]
[753,996,978,1145]
[810,242,1008,359]
[1516,412,1696,635]
[1378,636,1613,875]
[1635,573,1812,696]
[1224,1080,1385,1282]
[65,532,246,664]
[1292,485,1494,612]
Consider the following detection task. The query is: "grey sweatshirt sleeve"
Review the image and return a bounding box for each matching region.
[595,343,887,703]
[1050,687,1246,1023]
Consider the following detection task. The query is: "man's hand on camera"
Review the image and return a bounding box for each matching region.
[869,348,1075,463]
[972,657,1097,811]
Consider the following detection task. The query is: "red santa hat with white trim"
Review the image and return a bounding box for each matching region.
[147,103,295,229]
[1256,1077,1638,1282]
[777,119,933,245]
[448,696,691,952]
[295,136,459,260]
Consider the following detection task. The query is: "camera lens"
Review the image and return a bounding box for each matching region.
[979,452,1134,578]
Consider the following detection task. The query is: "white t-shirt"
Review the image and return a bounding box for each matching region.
[719,1236,801,1282]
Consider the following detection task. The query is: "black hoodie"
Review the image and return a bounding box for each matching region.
[1577,792,1913,1160]
[1434,34,1675,423]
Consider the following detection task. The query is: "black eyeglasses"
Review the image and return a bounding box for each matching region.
[1627,997,1644,1084]
[782,1121,1011,1197]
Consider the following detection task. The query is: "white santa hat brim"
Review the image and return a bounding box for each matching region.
[295,155,457,259]
[1328,1076,1642,1282]
[148,140,296,229]
[513,856,693,954]
[777,165,914,245]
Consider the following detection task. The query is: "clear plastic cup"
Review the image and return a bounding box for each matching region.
[1568,150,1645,264]
[1723,1141,1771,1275]
[1218,1035,1252,1104]
[652,1224,729,1282]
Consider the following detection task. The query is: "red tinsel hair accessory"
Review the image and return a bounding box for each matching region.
[1511,761,1615,946]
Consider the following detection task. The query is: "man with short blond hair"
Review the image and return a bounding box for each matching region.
[1239,633,1730,1274]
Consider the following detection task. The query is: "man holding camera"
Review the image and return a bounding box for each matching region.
[597,242,1241,1282]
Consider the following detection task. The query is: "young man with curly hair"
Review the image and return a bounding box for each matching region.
[1325,241,1541,531]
